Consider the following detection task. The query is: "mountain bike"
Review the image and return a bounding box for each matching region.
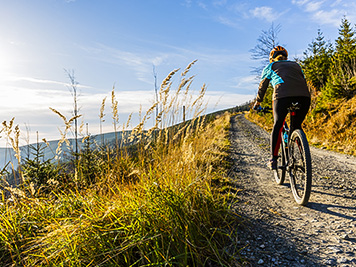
[256,104,312,205]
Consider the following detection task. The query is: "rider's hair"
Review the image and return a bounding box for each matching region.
[273,54,288,61]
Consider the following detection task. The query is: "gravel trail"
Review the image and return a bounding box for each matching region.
[230,113,356,266]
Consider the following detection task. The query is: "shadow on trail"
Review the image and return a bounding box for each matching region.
[307,201,356,221]
[234,216,322,266]
[312,187,356,200]
[234,152,256,157]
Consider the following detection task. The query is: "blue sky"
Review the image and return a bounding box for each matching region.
[0,0,355,146]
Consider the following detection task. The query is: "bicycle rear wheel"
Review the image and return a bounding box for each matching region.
[288,129,312,205]
[274,132,286,185]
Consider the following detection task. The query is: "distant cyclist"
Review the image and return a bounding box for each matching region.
[253,46,311,170]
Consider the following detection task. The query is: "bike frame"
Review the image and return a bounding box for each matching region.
[279,104,298,172]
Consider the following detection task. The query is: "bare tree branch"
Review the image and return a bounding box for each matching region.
[250,23,281,75]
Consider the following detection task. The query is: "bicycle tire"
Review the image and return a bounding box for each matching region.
[288,129,312,205]
[274,131,286,185]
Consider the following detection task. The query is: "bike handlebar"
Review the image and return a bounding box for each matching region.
[254,106,272,113]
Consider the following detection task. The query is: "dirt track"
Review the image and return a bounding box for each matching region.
[230,113,356,266]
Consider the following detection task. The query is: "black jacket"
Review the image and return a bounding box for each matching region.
[257,60,310,102]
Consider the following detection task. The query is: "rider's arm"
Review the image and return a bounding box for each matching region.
[256,64,273,102]
[253,101,261,110]
[256,78,270,102]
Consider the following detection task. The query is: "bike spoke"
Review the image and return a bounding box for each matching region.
[274,132,287,185]
[288,130,312,206]
[295,165,305,172]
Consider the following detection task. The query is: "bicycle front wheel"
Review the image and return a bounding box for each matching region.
[288,129,312,205]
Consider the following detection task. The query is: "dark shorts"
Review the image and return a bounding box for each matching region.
[271,96,311,157]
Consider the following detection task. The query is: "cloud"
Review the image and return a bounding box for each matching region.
[291,0,309,5]
[83,44,181,85]
[80,42,252,89]
[304,1,323,12]
[204,91,254,111]
[250,6,279,22]
[0,76,95,121]
[213,0,227,7]
[330,0,342,7]
[182,0,192,8]
[215,16,242,29]
[0,86,71,113]
[230,75,259,91]
[313,9,344,26]
[291,0,350,26]
[197,1,207,9]
[10,76,92,89]
[15,77,66,85]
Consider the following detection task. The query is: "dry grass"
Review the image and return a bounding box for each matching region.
[304,96,356,155]
[2,118,22,184]
[49,107,82,159]
[245,109,273,133]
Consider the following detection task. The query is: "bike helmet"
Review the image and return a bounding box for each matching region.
[269,46,288,63]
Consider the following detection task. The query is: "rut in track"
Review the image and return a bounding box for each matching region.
[230,113,356,266]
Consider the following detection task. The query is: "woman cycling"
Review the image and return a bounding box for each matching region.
[253,46,311,170]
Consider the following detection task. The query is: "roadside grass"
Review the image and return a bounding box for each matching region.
[245,110,273,133]
[0,63,242,266]
[304,96,356,155]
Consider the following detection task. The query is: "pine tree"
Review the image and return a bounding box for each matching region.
[302,29,333,90]
[323,17,356,100]
[22,141,58,192]
[335,17,356,57]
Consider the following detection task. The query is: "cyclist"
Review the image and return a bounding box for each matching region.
[253,46,311,170]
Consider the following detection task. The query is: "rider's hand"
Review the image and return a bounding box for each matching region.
[253,101,261,110]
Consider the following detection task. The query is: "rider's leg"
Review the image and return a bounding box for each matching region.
[271,98,289,159]
[290,97,311,133]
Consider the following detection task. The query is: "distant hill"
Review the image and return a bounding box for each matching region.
[0,131,129,170]
[0,105,250,170]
